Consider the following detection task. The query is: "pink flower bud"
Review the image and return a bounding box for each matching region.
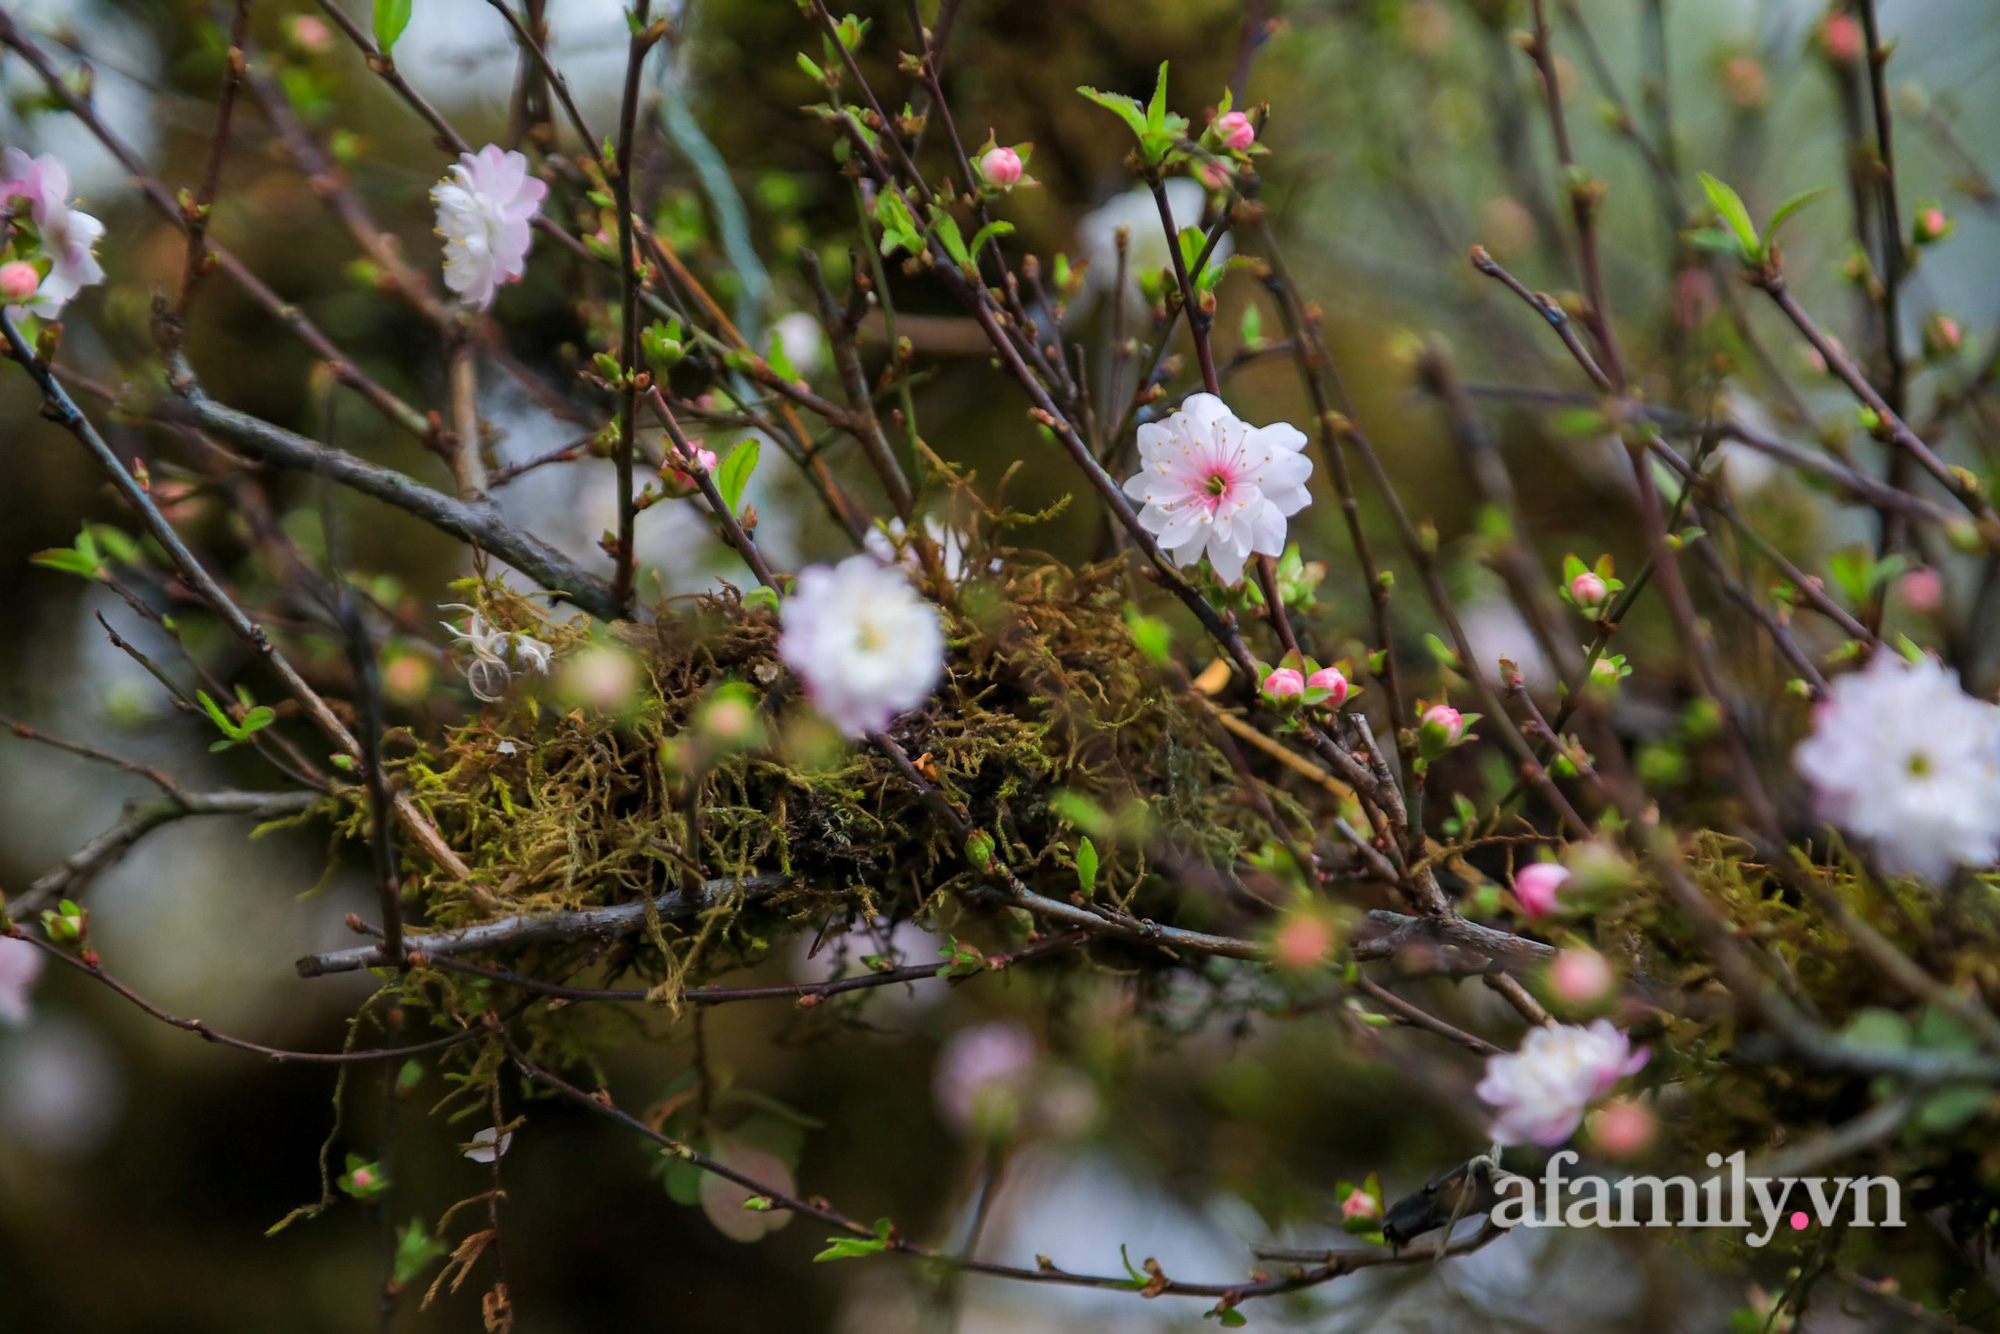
[1214,111,1255,152]
[1272,913,1333,971]
[1196,160,1232,191]
[1915,207,1952,244]
[1306,666,1349,705]
[1263,667,1305,698]
[289,14,333,52]
[350,1167,376,1190]
[1340,1188,1380,1221]
[1925,313,1964,357]
[1818,13,1863,66]
[0,261,39,302]
[1587,1097,1657,1159]
[1549,947,1614,1004]
[1902,567,1944,613]
[1421,703,1464,742]
[1513,862,1571,918]
[1569,571,1608,608]
[979,146,1023,189]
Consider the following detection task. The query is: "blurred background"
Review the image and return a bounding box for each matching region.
[3,0,1999,1328]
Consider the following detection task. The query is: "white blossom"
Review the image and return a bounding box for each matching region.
[442,605,553,701]
[0,149,105,317]
[778,555,943,737]
[1793,652,2000,883]
[462,1126,512,1163]
[773,310,826,377]
[0,936,45,1026]
[1120,392,1312,585]
[1476,1019,1648,1147]
[432,144,547,310]
[864,516,991,583]
[1077,178,1230,314]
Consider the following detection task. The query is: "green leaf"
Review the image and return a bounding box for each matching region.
[813,1235,888,1261]
[967,219,1014,260]
[1763,186,1831,248]
[1917,1085,1990,1134]
[715,438,760,514]
[1145,61,1170,134]
[1698,172,1758,253]
[1076,86,1150,141]
[372,0,412,54]
[1683,227,1745,258]
[1239,304,1262,347]
[393,1220,449,1285]
[1076,837,1098,898]
[1841,1007,1913,1050]
[795,52,825,83]
[930,209,970,267]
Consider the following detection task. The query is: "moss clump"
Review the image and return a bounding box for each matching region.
[385,559,1289,1023]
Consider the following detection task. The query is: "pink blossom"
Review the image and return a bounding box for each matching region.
[431,144,547,309]
[0,261,37,302]
[1306,666,1349,704]
[979,146,1023,188]
[1549,947,1614,1005]
[934,1021,1038,1135]
[1819,13,1863,65]
[1916,207,1951,244]
[1196,160,1232,191]
[1587,1097,1657,1158]
[1263,667,1305,698]
[1421,703,1464,743]
[0,937,44,1026]
[1340,1189,1380,1221]
[1121,393,1313,586]
[1272,913,1333,970]
[1569,571,1607,607]
[1214,111,1255,151]
[1,149,106,316]
[289,14,333,52]
[664,444,718,494]
[1513,863,1571,918]
[1476,1019,1649,1147]
[700,1137,796,1242]
[1902,568,1945,613]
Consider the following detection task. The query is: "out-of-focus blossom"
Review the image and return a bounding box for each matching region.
[773,310,826,377]
[1513,863,1571,918]
[1272,912,1334,971]
[288,13,333,52]
[1476,1020,1649,1147]
[0,936,45,1025]
[662,443,719,497]
[1121,392,1313,586]
[779,555,943,737]
[1818,12,1863,65]
[561,644,641,713]
[0,1016,122,1156]
[1478,196,1537,259]
[1077,179,1231,312]
[1587,1097,1658,1159]
[699,1138,795,1242]
[1,149,106,316]
[432,144,546,309]
[1341,1188,1381,1222]
[934,1021,1038,1135]
[979,145,1023,188]
[463,1126,513,1163]
[1721,55,1768,110]
[1914,205,1953,245]
[1794,652,2000,884]
[1549,948,1614,1005]
[1902,568,1945,613]
[1924,312,1964,358]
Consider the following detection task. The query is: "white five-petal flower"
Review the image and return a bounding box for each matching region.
[432,145,547,310]
[0,936,45,1026]
[778,555,943,738]
[1476,1019,1649,1147]
[1793,652,2000,884]
[1,149,106,317]
[1120,392,1313,585]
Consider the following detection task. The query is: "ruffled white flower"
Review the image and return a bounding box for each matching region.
[1476,1019,1648,1147]
[432,145,547,310]
[0,149,106,317]
[462,1126,512,1163]
[1120,392,1312,585]
[1793,652,2000,883]
[1077,178,1231,314]
[442,605,553,702]
[0,936,45,1026]
[778,555,943,737]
